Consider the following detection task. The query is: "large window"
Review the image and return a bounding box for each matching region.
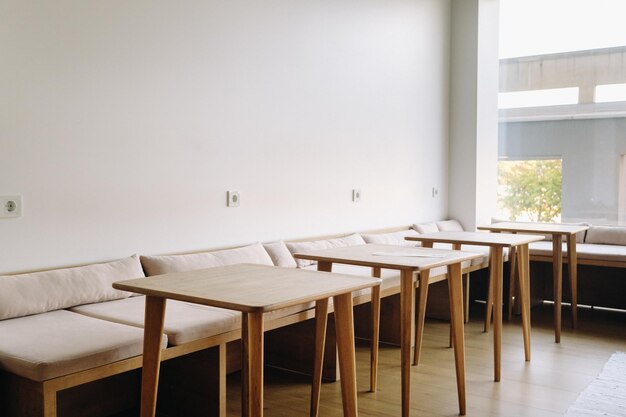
[498,0,626,225]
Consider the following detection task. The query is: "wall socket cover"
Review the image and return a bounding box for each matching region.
[352,189,361,202]
[227,191,240,207]
[1,195,22,218]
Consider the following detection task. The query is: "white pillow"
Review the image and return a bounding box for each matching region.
[141,243,273,276]
[413,222,439,234]
[436,220,464,232]
[0,255,143,321]
[361,229,420,246]
[285,234,366,268]
[263,241,297,268]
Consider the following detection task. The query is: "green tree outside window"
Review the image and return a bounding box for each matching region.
[497,159,562,222]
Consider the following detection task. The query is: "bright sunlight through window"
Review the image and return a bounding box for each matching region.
[595,83,626,103]
[498,87,579,109]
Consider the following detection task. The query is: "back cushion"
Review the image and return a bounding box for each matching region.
[286,234,366,268]
[585,225,626,245]
[361,229,420,246]
[436,219,464,232]
[413,222,439,234]
[0,255,143,321]
[141,243,273,276]
[263,241,297,268]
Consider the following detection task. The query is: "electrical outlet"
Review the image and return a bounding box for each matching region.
[227,191,240,207]
[352,189,361,202]
[1,195,22,218]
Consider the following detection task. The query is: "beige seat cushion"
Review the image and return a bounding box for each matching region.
[141,243,273,276]
[0,310,165,382]
[529,241,626,263]
[361,229,421,247]
[70,296,312,346]
[0,255,143,321]
[286,234,366,268]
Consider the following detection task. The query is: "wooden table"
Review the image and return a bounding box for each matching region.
[477,222,589,343]
[405,231,544,382]
[294,244,481,416]
[113,263,381,417]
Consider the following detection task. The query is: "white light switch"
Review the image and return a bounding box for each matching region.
[352,189,362,202]
[227,191,240,207]
[1,195,22,218]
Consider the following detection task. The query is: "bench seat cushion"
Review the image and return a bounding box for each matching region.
[529,241,626,263]
[70,296,313,346]
[0,310,164,382]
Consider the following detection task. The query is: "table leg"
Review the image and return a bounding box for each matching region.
[491,247,504,382]
[333,293,358,417]
[413,269,430,366]
[517,244,531,361]
[242,312,264,417]
[552,235,563,343]
[310,299,329,417]
[370,267,381,392]
[507,246,517,321]
[447,262,467,415]
[566,235,578,329]
[484,253,494,333]
[140,296,167,417]
[400,269,415,417]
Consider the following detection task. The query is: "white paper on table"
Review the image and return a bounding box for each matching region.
[371,251,447,258]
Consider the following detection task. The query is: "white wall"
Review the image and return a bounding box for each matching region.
[0,0,451,273]
[448,0,499,230]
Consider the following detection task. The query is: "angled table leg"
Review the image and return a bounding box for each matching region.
[413,269,430,366]
[507,246,517,321]
[400,269,415,417]
[490,247,504,382]
[484,253,495,333]
[242,312,264,417]
[310,299,329,417]
[552,235,563,343]
[370,267,381,392]
[140,296,167,417]
[517,244,531,361]
[566,235,578,329]
[447,262,467,415]
[310,261,333,417]
[333,293,358,417]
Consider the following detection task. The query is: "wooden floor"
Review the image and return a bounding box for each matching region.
[226,302,626,417]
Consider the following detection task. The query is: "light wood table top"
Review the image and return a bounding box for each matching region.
[113,263,381,313]
[406,231,544,247]
[293,243,482,271]
[478,222,589,235]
